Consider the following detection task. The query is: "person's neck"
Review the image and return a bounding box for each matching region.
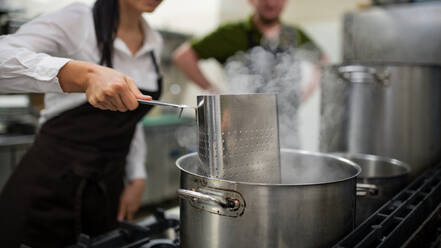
[252,14,281,41]
[118,0,142,32]
[117,0,145,55]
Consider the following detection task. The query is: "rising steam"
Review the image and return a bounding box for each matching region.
[223,46,320,149]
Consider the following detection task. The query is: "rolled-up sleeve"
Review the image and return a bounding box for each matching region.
[125,123,147,181]
[0,3,90,93]
[0,44,69,93]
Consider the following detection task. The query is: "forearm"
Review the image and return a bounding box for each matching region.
[172,42,213,90]
[301,64,321,104]
[125,123,147,181]
[57,60,97,92]
[301,55,328,103]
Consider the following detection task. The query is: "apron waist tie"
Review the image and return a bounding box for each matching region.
[73,171,110,238]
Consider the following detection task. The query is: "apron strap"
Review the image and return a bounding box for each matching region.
[149,51,163,86]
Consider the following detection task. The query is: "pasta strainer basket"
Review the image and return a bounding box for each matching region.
[197,94,281,183]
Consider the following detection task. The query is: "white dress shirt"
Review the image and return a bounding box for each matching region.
[0,3,163,180]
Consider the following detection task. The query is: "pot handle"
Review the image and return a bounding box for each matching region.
[338,65,390,86]
[356,183,379,197]
[177,189,241,211]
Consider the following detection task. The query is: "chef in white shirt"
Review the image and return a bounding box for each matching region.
[0,0,164,247]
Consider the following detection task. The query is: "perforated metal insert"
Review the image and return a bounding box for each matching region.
[197,94,281,183]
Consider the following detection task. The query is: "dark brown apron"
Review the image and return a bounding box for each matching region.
[0,51,162,248]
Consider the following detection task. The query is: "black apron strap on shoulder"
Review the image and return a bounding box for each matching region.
[149,50,163,86]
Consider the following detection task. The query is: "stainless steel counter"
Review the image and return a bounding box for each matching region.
[0,134,34,189]
[141,115,195,206]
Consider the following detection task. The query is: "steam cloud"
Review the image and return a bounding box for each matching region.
[170,45,355,183]
[173,46,323,151]
[223,46,319,149]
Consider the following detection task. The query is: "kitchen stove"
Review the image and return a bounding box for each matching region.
[334,161,441,248]
[68,162,441,248]
[67,209,179,248]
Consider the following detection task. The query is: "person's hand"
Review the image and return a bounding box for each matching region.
[58,60,152,111]
[84,64,151,111]
[117,178,145,221]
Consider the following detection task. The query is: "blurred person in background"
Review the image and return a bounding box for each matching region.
[173,0,325,148]
[0,0,164,247]
[173,0,324,100]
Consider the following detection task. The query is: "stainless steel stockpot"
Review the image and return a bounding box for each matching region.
[176,149,361,248]
[320,64,441,178]
[337,153,410,226]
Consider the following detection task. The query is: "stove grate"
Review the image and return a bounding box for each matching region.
[66,209,179,248]
[334,162,441,248]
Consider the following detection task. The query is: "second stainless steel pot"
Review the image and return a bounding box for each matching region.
[337,153,410,225]
[177,149,361,248]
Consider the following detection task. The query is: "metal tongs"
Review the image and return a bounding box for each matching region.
[137,99,194,118]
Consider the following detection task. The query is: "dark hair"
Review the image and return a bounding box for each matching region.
[93,0,119,67]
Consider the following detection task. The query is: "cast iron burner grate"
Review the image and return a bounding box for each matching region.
[67,209,179,248]
[334,161,441,248]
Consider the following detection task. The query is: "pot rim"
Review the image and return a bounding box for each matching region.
[176,148,361,186]
[332,152,411,179]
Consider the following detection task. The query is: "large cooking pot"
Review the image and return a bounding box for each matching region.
[336,153,410,225]
[320,64,441,177]
[176,149,361,248]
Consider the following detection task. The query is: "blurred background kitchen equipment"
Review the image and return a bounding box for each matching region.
[141,115,195,206]
[320,2,441,178]
[0,135,33,190]
[177,149,360,248]
[0,95,37,190]
[196,94,281,183]
[343,1,441,65]
[320,64,441,177]
[327,2,441,245]
[336,153,410,226]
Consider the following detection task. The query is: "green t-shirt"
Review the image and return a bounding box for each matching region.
[191,16,321,64]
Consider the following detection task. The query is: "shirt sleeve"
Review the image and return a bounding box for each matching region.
[125,122,147,181]
[190,23,249,64]
[0,3,91,93]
